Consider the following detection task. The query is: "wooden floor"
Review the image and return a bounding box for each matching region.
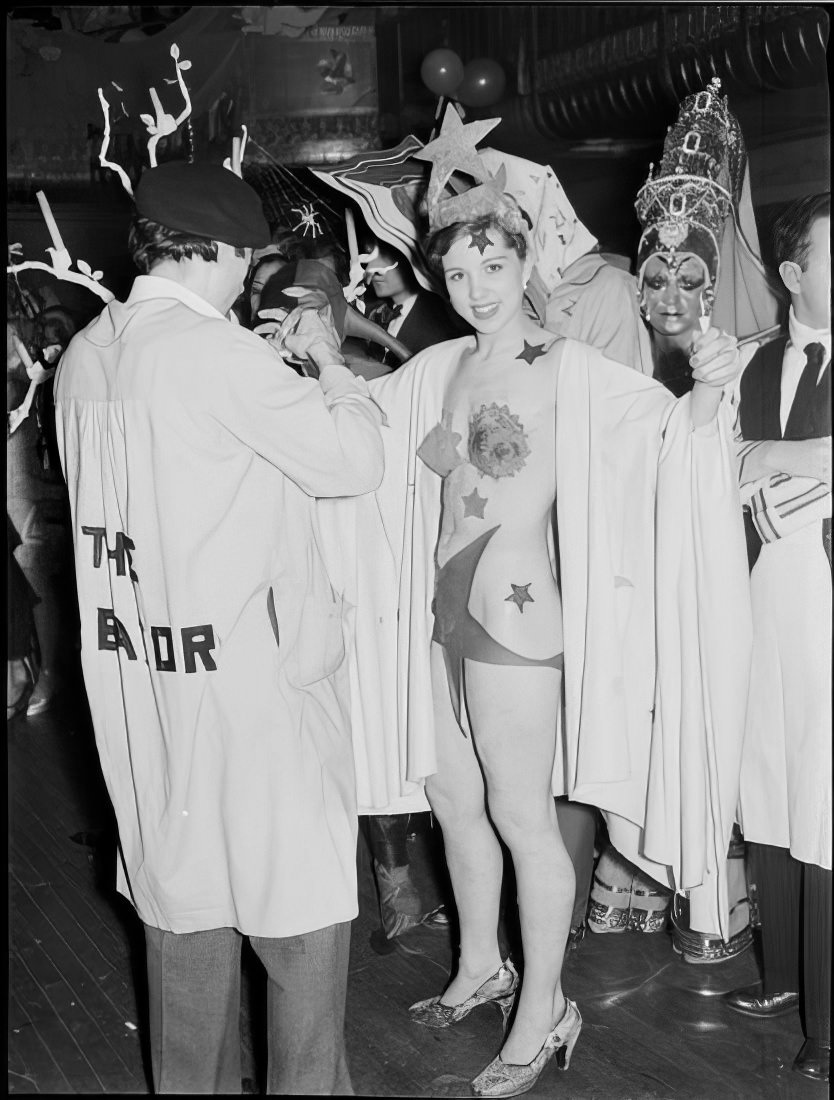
[8,689,827,1098]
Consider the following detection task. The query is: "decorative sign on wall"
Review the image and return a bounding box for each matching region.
[244,15,380,166]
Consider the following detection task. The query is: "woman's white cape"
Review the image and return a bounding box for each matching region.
[318,337,752,938]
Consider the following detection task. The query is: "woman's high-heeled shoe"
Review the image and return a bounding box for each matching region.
[409,959,519,1030]
[471,998,582,1098]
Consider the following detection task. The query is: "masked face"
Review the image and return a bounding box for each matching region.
[364,256,409,301]
[640,254,710,339]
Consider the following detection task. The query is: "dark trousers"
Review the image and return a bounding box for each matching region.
[144,922,353,1094]
[748,842,831,1042]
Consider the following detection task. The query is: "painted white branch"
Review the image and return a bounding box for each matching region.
[6,260,115,304]
[171,45,192,127]
[145,45,193,168]
[145,86,165,168]
[97,88,134,197]
[225,125,249,177]
[35,191,66,253]
[344,243,379,305]
[8,339,46,435]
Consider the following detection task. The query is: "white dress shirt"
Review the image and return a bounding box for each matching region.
[387,292,417,339]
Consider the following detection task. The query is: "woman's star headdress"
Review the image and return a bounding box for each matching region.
[413,103,520,231]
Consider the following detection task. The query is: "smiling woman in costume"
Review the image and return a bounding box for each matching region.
[325,102,753,1097]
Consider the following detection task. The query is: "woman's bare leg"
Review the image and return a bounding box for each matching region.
[464,661,574,1064]
[425,642,505,1003]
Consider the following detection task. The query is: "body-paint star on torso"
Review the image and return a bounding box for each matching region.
[505,583,534,612]
[516,340,549,365]
[461,487,488,518]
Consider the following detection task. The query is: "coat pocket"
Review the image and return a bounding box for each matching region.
[291,592,346,687]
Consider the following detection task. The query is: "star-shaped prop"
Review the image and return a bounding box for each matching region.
[413,103,500,197]
[428,164,511,231]
[505,582,534,613]
[461,488,488,519]
[516,340,548,365]
[468,227,494,255]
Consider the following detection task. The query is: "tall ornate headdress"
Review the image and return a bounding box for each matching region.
[635,77,783,337]
[635,78,745,289]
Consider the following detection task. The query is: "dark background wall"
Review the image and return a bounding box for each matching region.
[7,4,830,300]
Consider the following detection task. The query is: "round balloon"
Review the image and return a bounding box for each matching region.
[420,49,465,98]
[456,58,506,108]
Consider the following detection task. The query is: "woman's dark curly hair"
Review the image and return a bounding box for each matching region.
[128,215,219,274]
[425,213,527,276]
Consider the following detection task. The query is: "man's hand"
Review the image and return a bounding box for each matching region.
[690,326,740,388]
[278,304,344,378]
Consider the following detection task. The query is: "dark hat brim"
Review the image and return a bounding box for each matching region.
[135,162,271,249]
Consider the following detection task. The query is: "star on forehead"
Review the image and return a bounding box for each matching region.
[505,583,534,613]
[516,340,548,365]
[462,488,488,518]
[468,227,493,254]
[413,104,500,193]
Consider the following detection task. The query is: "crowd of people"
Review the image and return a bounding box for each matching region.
[6,77,830,1096]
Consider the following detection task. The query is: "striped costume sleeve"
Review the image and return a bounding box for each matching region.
[746,473,832,543]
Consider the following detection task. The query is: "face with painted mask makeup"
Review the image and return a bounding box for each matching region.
[639,253,712,349]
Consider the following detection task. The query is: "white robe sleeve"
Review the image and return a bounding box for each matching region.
[206,334,384,498]
[555,339,752,939]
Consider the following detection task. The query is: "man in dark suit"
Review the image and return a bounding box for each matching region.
[726,192,831,1083]
[364,242,469,367]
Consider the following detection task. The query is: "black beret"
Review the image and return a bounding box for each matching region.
[135,162,270,249]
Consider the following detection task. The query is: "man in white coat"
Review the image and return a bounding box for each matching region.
[54,161,384,1094]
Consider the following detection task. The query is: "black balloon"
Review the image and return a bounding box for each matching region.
[420,49,465,97]
[456,58,506,108]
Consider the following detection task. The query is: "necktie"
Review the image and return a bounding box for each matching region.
[784,342,829,440]
[784,342,831,571]
[799,340,826,393]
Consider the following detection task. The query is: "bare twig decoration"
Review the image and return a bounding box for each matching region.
[139,44,193,168]
[97,42,193,195]
[5,190,115,305]
[97,86,135,196]
[224,125,249,177]
[8,335,55,435]
[342,207,378,305]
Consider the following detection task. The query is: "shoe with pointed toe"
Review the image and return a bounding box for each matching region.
[409,959,519,1030]
[471,999,582,1098]
[793,1039,830,1082]
[25,671,62,717]
[724,983,799,1018]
